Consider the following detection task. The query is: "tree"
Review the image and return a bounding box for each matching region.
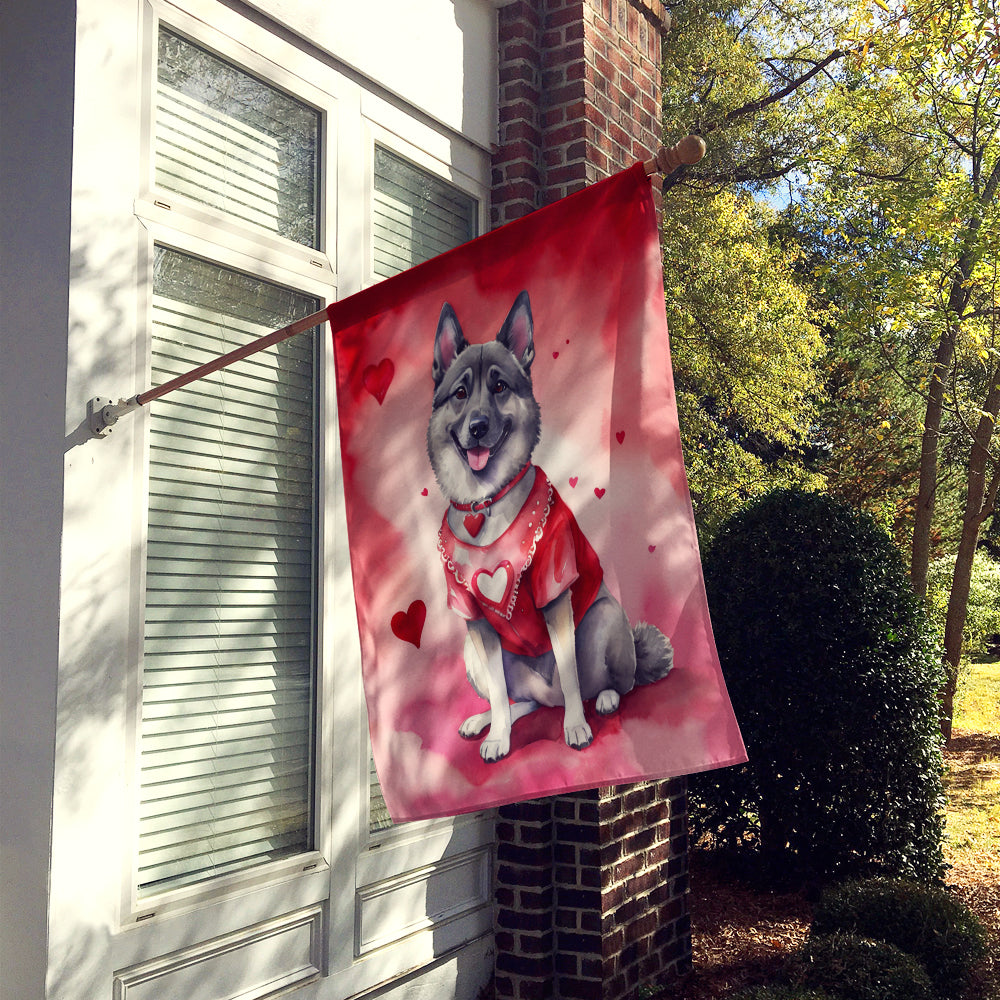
[662,188,825,539]
[799,0,1000,736]
[659,0,849,539]
[660,1,998,736]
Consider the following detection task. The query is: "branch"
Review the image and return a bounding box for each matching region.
[703,49,847,133]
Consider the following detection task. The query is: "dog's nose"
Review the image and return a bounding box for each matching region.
[468,414,489,440]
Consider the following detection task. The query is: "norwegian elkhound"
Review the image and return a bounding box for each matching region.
[428,290,673,762]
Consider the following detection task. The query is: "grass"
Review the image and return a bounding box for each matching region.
[941,658,1000,1000]
[945,659,1000,867]
[955,658,1000,734]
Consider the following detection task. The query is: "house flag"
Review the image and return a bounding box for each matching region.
[329,162,746,822]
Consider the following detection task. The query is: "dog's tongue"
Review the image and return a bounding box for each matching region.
[467,446,490,472]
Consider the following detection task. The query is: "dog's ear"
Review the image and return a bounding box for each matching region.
[497,291,535,372]
[433,303,469,387]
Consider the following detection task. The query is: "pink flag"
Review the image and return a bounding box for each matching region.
[330,164,745,822]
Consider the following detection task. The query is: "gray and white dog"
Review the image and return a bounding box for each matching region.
[428,291,673,762]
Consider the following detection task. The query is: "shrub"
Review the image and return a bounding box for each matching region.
[692,489,946,882]
[811,878,988,999]
[732,987,838,1000]
[792,933,934,1000]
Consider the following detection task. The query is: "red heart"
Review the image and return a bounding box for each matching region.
[616,430,625,445]
[569,476,579,488]
[648,544,656,553]
[421,488,429,496]
[391,600,426,648]
[594,487,606,499]
[552,351,559,359]
[464,512,486,537]
[363,358,394,405]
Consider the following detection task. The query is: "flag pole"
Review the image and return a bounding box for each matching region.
[87,306,330,437]
[88,137,705,438]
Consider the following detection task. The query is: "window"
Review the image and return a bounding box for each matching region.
[119,8,494,992]
[372,145,477,279]
[136,26,322,898]
[139,248,319,895]
[155,28,320,247]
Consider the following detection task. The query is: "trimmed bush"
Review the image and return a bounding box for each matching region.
[812,878,988,999]
[793,933,934,1000]
[692,489,946,882]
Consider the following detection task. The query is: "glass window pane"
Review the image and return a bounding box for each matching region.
[372,146,477,279]
[156,27,320,248]
[138,246,318,895]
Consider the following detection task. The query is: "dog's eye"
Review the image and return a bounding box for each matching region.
[492,379,508,394]
[454,386,468,400]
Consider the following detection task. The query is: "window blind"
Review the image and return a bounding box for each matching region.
[368,148,477,832]
[156,28,320,248]
[138,248,318,895]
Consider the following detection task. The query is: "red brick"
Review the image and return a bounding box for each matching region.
[546,163,589,186]
[499,100,540,124]
[503,79,542,104]
[559,979,604,1000]
[542,39,586,69]
[503,40,538,63]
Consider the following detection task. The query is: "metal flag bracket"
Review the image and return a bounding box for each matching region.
[88,395,141,438]
[85,136,705,440]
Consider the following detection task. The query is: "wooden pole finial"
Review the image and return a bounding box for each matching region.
[643,135,707,176]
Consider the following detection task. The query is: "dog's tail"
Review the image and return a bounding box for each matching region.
[633,623,674,686]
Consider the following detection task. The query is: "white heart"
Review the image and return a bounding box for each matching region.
[475,565,510,604]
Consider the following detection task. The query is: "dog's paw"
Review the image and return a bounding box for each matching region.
[459,711,491,738]
[564,721,594,751]
[595,689,620,715]
[480,733,510,763]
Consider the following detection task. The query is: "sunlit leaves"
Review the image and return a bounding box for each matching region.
[663,188,826,537]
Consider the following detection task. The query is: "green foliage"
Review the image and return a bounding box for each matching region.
[811,878,988,999]
[792,934,934,1000]
[692,489,946,881]
[658,1,838,543]
[927,550,1000,659]
[664,188,826,543]
[732,988,838,1000]
[661,0,852,193]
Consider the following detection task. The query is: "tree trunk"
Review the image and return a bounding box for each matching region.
[911,160,1000,596]
[940,374,1000,741]
[910,328,956,598]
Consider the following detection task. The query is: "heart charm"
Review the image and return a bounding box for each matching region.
[474,562,513,607]
[362,358,394,405]
[463,512,486,538]
[391,599,426,648]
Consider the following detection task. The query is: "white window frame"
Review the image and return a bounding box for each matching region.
[112,0,496,992]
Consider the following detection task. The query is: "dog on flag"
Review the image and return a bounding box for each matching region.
[428,290,673,762]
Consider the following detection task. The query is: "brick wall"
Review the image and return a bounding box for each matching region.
[490,4,691,998]
[492,0,668,226]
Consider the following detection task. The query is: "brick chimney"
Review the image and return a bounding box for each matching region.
[490,4,692,998]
